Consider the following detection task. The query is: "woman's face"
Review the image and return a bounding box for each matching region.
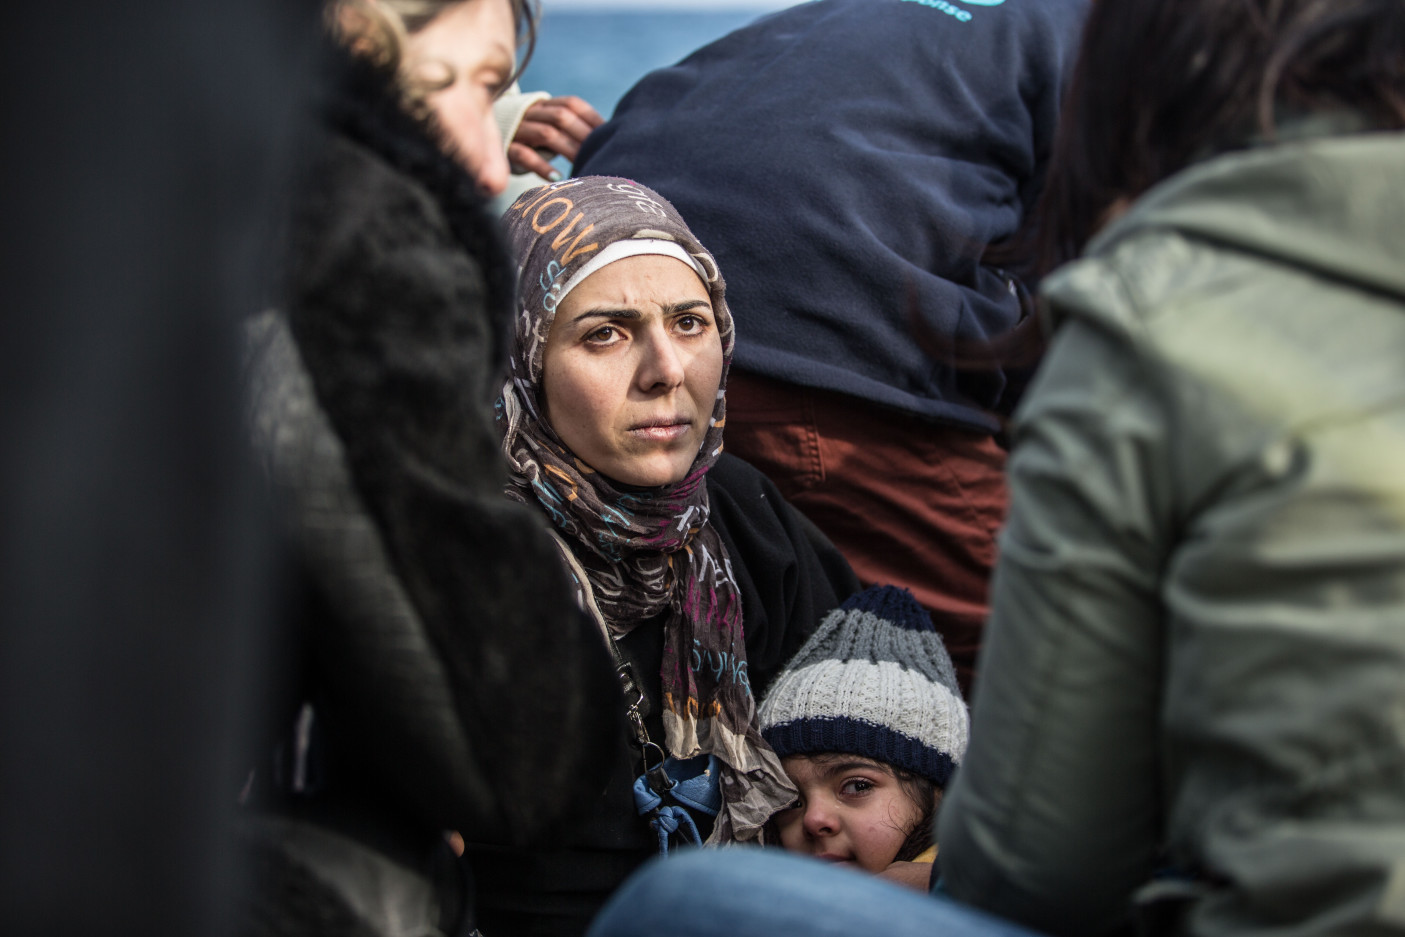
[542,255,723,488]
[404,0,515,195]
[773,755,927,874]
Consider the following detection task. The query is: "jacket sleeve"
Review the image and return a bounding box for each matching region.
[937,316,1170,935]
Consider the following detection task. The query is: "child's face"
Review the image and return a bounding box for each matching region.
[772,754,925,873]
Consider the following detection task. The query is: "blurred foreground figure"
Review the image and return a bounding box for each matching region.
[0,1,313,934]
[237,2,615,934]
[589,2,1405,937]
[941,2,1405,934]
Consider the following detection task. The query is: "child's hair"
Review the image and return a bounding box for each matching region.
[757,585,968,846]
[891,766,939,863]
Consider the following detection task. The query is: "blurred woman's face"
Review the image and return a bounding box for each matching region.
[542,255,723,488]
[405,0,515,195]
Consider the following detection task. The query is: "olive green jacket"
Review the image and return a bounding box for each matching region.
[939,130,1405,937]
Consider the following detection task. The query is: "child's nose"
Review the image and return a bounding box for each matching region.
[802,800,838,838]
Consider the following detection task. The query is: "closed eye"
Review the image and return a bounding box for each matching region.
[481,66,512,100]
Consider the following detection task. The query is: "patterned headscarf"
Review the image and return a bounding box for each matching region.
[497,176,793,843]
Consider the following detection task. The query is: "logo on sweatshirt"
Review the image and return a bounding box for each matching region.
[900,0,1005,23]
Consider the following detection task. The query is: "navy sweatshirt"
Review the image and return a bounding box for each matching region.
[575,0,1089,431]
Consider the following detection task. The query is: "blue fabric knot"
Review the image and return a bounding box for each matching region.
[632,754,721,856]
[651,805,702,855]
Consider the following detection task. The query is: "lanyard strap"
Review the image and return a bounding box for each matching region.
[548,533,673,796]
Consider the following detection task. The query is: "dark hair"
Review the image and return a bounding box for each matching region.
[1033,0,1405,274]
[507,0,539,85]
[890,766,940,863]
[923,0,1405,385]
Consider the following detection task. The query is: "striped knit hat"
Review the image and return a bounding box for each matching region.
[758,585,968,788]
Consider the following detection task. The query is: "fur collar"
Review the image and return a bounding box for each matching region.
[318,45,515,352]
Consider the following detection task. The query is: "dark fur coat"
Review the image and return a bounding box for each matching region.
[239,50,616,936]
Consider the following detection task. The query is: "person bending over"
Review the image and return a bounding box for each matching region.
[574,0,1091,692]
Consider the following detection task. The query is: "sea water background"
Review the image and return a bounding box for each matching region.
[518,6,786,123]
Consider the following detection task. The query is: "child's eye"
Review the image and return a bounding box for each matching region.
[840,777,876,796]
[770,802,803,829]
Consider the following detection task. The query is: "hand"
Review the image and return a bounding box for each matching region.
[877,860,934,892]
[509,96,604,180]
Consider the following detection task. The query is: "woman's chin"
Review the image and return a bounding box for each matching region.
[599,454,696,489]
[594,438,703,488]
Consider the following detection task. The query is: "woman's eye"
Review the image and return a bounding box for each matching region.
[586,326,618,344]
[474,66,511,100]
[675,314,708,334]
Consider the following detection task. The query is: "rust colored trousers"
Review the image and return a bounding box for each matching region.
[725,373,1008,695]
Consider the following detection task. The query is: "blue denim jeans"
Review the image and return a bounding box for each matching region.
[586,848,1041,937]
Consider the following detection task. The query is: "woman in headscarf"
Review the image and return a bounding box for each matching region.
[463,176,859,936]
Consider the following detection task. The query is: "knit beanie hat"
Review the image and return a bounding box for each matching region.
[758,585,969,788]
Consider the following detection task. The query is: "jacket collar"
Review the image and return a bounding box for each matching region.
[1086,124,1405,305]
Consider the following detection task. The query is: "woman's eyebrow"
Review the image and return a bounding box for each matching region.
[568,307,643,325]
[485,42,514,78]
[667,299,712,314]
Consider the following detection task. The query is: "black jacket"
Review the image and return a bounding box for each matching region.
[465,453,860,937]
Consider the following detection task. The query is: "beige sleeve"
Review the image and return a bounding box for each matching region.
[493,82,553,154]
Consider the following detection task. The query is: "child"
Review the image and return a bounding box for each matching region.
[758,585,969,889]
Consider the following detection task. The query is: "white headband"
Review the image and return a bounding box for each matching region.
[556,238,710,308]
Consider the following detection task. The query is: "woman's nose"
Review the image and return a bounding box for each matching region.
[470,115,511,197]
[636,330,686,391]
[426,89,511,197]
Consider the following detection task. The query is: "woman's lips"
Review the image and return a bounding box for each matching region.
[628,420,691,442]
